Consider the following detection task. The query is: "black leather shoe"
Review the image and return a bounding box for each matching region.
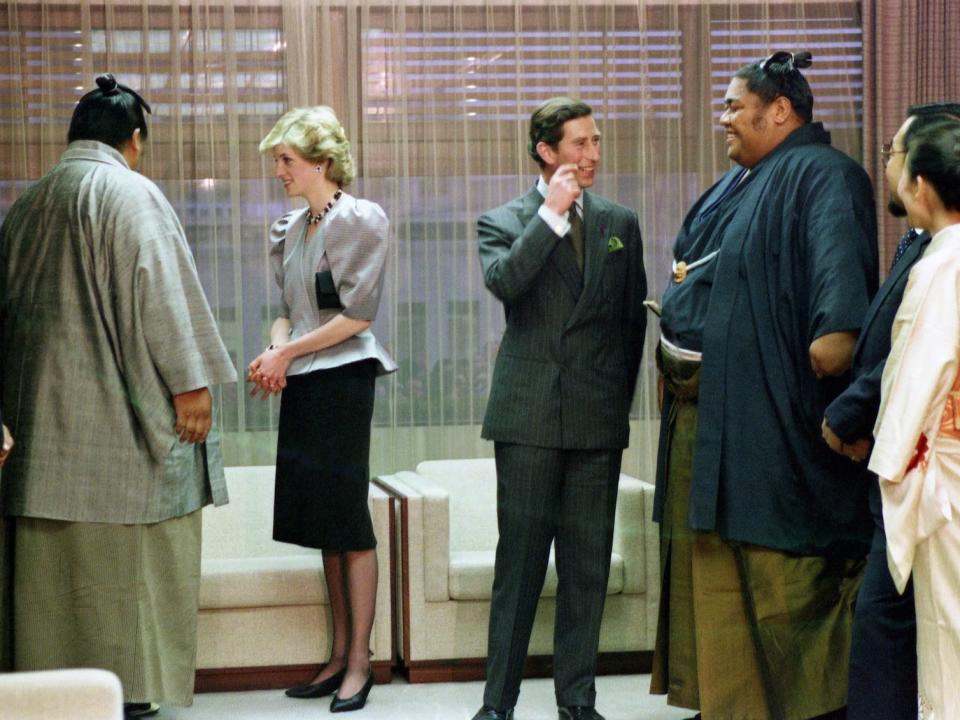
[330,670,374,712]
[559,706,605,720]
[471,707,514,720]
[124,702,160,719]
[284,668,346,698]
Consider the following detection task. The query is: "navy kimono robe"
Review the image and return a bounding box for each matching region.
[657,122,877,557]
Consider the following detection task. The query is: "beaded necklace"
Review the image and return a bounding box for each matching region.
[306,188,343,225]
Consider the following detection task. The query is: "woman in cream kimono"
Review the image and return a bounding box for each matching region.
[869,116,960,718]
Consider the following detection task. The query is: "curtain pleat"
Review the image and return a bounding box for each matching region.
[861,0,960,271]
[0,0,872,480]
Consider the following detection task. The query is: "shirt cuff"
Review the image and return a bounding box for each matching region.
[538,204,571,237]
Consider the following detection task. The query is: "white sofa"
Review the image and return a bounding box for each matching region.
[195,466,394,691]
[375,458,659,682]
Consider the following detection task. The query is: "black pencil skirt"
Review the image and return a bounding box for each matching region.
[272,360,378,551]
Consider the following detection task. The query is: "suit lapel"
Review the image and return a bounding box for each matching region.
[581,192,607,299]
[858,232,930,350]
[519,186,582,300]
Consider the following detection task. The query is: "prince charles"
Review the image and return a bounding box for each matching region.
[472,97,647,720]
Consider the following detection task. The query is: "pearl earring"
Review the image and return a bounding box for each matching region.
[315,165,323,173]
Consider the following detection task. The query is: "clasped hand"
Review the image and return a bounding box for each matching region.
[247,345,290,399]
[821,418,871,462]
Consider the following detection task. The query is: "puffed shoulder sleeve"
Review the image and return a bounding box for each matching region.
[269,211,297,317]
[327,199,389,321]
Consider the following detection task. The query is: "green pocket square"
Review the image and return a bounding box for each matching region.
[607,236,624,253]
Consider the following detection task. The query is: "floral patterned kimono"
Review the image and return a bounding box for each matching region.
[870,222,960,719]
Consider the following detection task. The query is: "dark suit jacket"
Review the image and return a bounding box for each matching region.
[478,186,647,450]
[824,231,933,443]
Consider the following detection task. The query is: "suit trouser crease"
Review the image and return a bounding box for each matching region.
[483,444,621,710]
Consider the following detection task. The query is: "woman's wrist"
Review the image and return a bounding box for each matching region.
[268,341,294,361]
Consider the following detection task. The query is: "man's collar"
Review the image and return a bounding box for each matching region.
[751,122,831,171]
[61,140,131,170]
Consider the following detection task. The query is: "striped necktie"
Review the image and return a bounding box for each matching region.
[568,208,584,273]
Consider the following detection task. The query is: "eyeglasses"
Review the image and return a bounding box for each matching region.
[880,141,906,167]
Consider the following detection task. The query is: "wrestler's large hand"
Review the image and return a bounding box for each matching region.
[0,424,13,466]
[247,346,289,399]
[543,163,581,216]
[173,387,213,444]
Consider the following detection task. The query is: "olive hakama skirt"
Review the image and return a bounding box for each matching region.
[650,350,863,720]
[13,511,202,706]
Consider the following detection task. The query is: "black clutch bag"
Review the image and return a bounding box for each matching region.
[315,270,344,310]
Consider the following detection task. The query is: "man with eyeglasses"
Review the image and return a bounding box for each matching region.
[650,51,877,720]
[821,101,960,720]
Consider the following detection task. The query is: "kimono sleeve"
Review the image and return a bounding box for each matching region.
[869,262,960,483]
[329,200,389,321]
[130,191,236,396]
[802,160,878,341]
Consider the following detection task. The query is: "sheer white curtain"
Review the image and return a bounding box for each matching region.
[0,0,865,479]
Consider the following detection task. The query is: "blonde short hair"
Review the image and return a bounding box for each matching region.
[259,106,356,187]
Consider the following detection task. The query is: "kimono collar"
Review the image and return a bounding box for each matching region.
[750,122,832,173]
[60,140,131,170]
[927,223,960,254]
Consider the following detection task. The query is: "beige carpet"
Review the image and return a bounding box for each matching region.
[161,674,694,719]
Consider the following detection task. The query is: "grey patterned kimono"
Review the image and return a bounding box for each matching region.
[0,140,236,524]
[0,140,236,705]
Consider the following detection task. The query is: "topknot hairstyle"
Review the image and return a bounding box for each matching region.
[733,51,815,123]
[68,73,151,148]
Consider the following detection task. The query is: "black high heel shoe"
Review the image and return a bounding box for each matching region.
[284,667,346,699]
[329,670,374,713]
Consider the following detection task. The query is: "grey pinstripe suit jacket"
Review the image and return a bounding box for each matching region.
[479,186,647,450]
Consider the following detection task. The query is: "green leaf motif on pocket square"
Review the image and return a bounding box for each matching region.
[607,236,624,253]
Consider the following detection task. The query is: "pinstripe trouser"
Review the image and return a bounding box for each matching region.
[482,442,622,711]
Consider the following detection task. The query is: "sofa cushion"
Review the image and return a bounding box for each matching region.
[199,555,327,610]
[416,459,498,552]
[448,549,625,601]
[202,466,314,560]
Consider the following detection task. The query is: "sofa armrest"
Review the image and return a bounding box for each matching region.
[376,471,450,602]
[613,474,655,595]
